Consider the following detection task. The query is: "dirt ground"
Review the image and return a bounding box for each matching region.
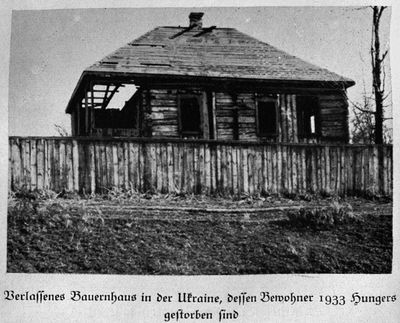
[7,193,392,274]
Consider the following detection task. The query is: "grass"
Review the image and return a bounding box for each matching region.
[7,191,392,274]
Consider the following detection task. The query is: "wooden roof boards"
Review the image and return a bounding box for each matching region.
[87,27,354,84]
[66,21,355,113]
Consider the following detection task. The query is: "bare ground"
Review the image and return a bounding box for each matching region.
[7,194,392,274]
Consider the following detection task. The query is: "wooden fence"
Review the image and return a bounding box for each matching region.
[8,137,393,196]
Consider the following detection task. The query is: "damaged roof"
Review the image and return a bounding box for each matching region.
[66,13,354,113]
[86,26,354,84]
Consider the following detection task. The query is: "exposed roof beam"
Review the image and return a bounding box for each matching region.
[193,26,216,37]
[169,25,195,39]
[101,85,121,109]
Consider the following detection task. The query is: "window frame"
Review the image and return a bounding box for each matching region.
[177,94,203,138]
[296,95,321,139]
[256,96,279,138]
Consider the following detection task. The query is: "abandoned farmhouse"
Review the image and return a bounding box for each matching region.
[9,12,392,196]
[66,12,354,143]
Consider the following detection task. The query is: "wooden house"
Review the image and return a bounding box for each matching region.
[66,12,354,143]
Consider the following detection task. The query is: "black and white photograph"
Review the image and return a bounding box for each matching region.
[1,2,399,322]
[6,6,393,274]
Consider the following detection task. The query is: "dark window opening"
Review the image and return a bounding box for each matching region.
[297,96,319,138]
[179,95,202,137]
[257,99,278,137]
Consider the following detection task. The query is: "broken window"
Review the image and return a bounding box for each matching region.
[178,95,202,137]
[90,84,139,131]
[297,96,319,138]
[256,97,278,137]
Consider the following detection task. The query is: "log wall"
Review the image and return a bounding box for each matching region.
[319,92,349,141]
[9,137,392,196]
[142,89,348,142]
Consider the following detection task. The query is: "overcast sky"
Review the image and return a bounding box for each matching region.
[8,6,391,136]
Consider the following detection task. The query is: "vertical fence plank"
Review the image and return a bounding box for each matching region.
[100,142,107,192]
[105,142,112,190]
[368,145,374,195]
[129,142,140,191]
[15,139,24,190]
[179,142,185,193]
[363,146,369,194]
[263,145,269,194]
[112,143,118,189]
[293,146,298,194]
[301,146,307,195]
[262,146,268,194]
[36,139,44,190]
[173,142,181,193]
[209,144,216,193]
[21,139,30,190]
[193,144,199,194]
[72,140,79,192]
[316,146,322,193]
[60,140,68,191]
[255,145,263,194]
[277,144,282,194]
[242,146,249,194]
[339,146,345,195]
[8,138,12,191]
[89,142,95,193]
[288,145,293,194]
[162,143,169,193]
[311,147,317,193]
[332,147,338,194]
[237,145,244,194]
[227,145,233,194]
[220,144,226,193]
[10,138,20,190]
[154,143,161,192]
[116,142,123,190]
[283,144,289,193]
[273,144,278,194]
[186,143,194,193]
[30,139,37,190]
[204,143,211,194]
[47,139,54,191]
[123,142,129,191]
[167,143,174,193]
[383,146,388,195]
[94,141,101,193]
[324,146,330,194]
[128,142,135,191]
[66,140,73,191]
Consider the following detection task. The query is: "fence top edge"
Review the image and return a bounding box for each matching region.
[8,136,393,148]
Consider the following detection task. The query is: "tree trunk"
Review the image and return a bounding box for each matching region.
[372,6,385,145]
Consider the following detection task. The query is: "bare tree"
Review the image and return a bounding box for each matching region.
[350,6,391,145]
[370,6,389,144]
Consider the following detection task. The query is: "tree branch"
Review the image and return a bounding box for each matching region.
[379,49,389,62]
[353,104,375,115]
[378,6,386,20]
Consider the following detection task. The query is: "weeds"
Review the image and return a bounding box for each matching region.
[8,190,104,252]
[287,201,360,230]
